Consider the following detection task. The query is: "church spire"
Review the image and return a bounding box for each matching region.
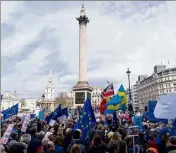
[44,70,54,101]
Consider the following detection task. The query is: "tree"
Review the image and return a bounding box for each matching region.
[55,92,69,107]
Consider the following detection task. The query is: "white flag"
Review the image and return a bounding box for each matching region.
[154,93,176,119]
[58,115,66,124]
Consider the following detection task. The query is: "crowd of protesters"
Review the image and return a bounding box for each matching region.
[0,111,176,153]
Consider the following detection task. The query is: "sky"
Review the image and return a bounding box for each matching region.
[1,1,176,98]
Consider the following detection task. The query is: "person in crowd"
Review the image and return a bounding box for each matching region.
[148,131,159,150]
[20,134,31,146]
[146,147,159,153]
[38,138,50,153]
[7,142,27,153]
[70,144,81,153]
[37,131,45,141]
[63,128,72,151]
[109,132,121,142]
[158,133,169,153]
[167,136,176,153]
[27,127,41,153]
[47,141,55,153]
[67,129,86,153]
[54,135,65,153]
[137,132,148,152]
[88,134,106,153]
[1,109,176,153]
[6,131,19,150]
[118,140,127,153]
[125,136,143,153]
[45,132,54,142]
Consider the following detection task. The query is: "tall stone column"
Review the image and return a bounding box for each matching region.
[72,5,93,106]
[77,4,89,85]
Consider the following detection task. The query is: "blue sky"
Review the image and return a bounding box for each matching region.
[1,1,176,98]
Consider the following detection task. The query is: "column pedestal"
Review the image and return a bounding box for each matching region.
[72,82,93,107]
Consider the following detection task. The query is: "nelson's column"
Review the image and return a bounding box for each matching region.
[72,5,93,105]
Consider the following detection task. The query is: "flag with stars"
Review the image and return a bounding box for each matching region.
[2,104,18,121]
[45,104,63,123]
[74,98,96,140]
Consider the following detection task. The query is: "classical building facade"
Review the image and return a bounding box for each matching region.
[1,91,21,111]
[42,70,56,112]
[137,65,176,110]
[23,98,38,113]
[131,84,138,111]
[91,86,103,106]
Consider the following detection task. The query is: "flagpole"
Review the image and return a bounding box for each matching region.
[133,136,135,153]
[0,94,3,141]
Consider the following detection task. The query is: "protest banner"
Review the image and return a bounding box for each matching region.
[0,124,14,144]
[21,114,31,132]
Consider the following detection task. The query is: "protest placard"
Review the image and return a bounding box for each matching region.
[0,124,14,144]
[21,114,31,132]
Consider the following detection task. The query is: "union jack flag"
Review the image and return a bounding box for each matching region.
[101,83,114,99]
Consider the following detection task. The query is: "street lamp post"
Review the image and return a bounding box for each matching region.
[41,94,45,111]
[126,68,133,112]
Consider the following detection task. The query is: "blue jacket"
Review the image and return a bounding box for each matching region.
[27,135,41,153]
[55,145,65,153]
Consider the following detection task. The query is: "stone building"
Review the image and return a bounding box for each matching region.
[91,86,103,106]
[1,91,21,111]
[137,65,176,110]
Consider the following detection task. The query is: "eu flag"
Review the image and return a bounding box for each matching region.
[62,108,69,117]
[45,104,63,123]
[2,104,18,120]
[52,104,63,120]
[74,98,96,140]
[45,112,54,124]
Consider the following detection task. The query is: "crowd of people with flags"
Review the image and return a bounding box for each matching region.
[0,83,176,153]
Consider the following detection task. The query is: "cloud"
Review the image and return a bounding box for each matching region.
[1,1,176,98]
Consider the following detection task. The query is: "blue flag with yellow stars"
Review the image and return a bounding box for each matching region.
[73,98,96,140]
[2,104,18,120]
[45,104,63,123]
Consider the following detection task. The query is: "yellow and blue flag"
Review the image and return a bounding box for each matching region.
[105,84,127,113]
[74,98,96,140]
[106,94,122,106]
